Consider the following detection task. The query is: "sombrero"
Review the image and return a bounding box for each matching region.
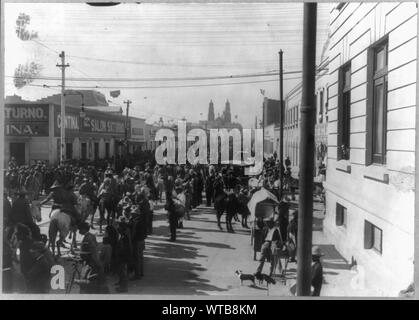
[50,181,63,189]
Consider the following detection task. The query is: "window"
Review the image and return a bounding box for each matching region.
[325,87,329,123]
[105,142,110,158]
[364,220,383,254]
[336,203,347,226]
[336,2,346,11]
[296,105,299,127]
[319,90,324,123]
[66,143,73,160]
[366,37,388,165]
[338,62,351,160]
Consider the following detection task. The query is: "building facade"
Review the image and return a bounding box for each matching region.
[129,117,147,152]
[323,2,416,295]
[4,102,127,165]
[281,58,329,177]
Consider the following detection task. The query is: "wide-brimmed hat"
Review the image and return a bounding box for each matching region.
[312,246,324,257]
[50,181,63,189]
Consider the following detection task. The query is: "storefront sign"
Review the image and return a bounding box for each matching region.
[5,104,49,136]
[130,118,145,141]
[54,105,126,137]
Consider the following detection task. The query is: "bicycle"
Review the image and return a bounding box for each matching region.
[63,254,84,293]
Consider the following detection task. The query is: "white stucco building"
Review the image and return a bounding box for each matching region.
[323,2,416,296]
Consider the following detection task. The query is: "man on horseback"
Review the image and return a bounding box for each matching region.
[98,170,119,206]
[40,180,81,226]
[79,177,99,210]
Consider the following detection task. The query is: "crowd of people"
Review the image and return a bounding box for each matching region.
[2,152,325,295]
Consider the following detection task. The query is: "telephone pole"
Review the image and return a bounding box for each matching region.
[279,50,284,200]
[124,99,132,158]
[297,2,317,296]
[56,51,69,165]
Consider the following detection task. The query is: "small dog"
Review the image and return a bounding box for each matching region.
[235,270,255,286]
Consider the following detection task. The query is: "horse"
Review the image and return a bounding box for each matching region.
[30,200,43,224]
[214,190,239,233]
[98,193,118,233]
[78,194,94,224]
[236,191,251,229]
[47,202,83,257]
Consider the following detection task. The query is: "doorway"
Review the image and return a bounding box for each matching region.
[94,142,99,160]
[81,143,87,159]
[9,142,25,165]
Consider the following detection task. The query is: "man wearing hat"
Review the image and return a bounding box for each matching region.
[255,217,282,277]
[79,176,99,212]
[79,222,101,271]
[311,245,324,296]
[129,204,147,280]
[205,169,215,207]
[11,189,41,239]
[41,180,81,225]
[115,217,132,292]
[76,223,107,293]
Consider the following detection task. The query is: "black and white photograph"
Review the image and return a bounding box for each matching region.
[0,0,417,299]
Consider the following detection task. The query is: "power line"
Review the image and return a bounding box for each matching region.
[9,70,301,82]
[22,76,302,90]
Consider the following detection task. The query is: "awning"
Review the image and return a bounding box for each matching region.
[247,187,280,221]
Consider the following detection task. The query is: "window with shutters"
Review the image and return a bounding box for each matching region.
[319,89,324,123]
[366,37,388,165]
[364,220,383,254]
[336,203,347,227]
[338,62,351,160]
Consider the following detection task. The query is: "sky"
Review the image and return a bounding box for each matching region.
[4,2,331,128]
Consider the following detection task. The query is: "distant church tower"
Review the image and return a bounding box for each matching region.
[224,99,231,123]
[208,100,215,121]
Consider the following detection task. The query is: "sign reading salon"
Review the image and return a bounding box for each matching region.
[53,105,126,137]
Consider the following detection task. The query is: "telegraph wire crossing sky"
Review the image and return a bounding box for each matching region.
[4,2,330,127]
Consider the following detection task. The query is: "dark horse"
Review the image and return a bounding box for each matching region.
[236,190,251,229]
[98,193,118,233]
[214,191,239,232]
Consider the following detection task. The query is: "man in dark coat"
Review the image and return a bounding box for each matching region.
[311,246,324,296]
[278,200,290,242]
[165,191,177,242]
[25,242,52,294]
[205,170,215,207]
[115,218,132,292]
[129,205,147,280]
[3,192,12,228]
[11,191,41,240]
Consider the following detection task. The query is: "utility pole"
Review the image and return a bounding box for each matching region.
[124,99,132,159]
[279,50,284,200]
[56,51,69,165]
[297,2,317,296]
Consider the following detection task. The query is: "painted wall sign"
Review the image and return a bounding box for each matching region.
[54,105,126,137]
[4,104,49,136]
[130,118,145,141]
